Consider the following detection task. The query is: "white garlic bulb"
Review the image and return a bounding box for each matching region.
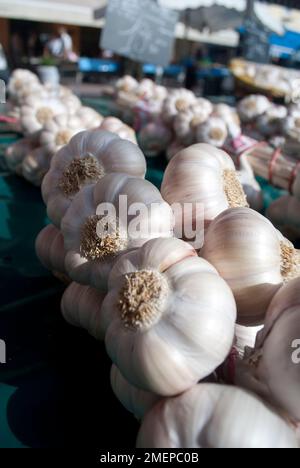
[61,174,173,290]
[4,133,41,173]
[138,122,173,157]
[60,93,82,116]
[162,89,197,123]
[235,277,300,429]
[99,117,137,144]
[195,116,228,147]
[282,115,300,143]
[39,114,83,155]
[19,97,67,135]
[267,195,300,241]
[136,384,298,448]
[61,282,105,340]
[161,144,248,236]
[213,103,241,139]
[237,153,264,212]
[257,105,288,137]
[35,224,66,275]
[201,207,300,325]
[237,95,272,123]
[42,130,146,228]
[110,365,160,420]
[116,75,138,94]
[8,69,40,103]
[22,146,52,186]
[76,106,103,129]
[102,237,236,396]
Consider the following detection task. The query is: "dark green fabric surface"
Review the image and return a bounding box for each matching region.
[0,126,290,448]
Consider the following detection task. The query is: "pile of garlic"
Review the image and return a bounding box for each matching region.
[4,69,137,185]
[34,133,300,448]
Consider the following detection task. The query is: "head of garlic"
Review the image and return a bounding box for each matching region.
[136,383,298,448]
[267,195,300,241]
[256,105,288,137]
[39,113,83,155]
[173,99,212,145]
[61,174,173,290]
[237,95,272,123]
[213,103,241,139]
[235,277,300,430]
[41,129,146,228]
[162,88,197,123]
[22,146,52,186]
[116,75,138,94]
[102,237,236,396]
[35,224,66,275]
[161,144,248,240]
[195,116,228,147]
[201,207,300,325]
[138,122,173,157]
[8,69,40,103]
[282,114,300,143]
[61,282,105,340]
[76,106,103,129]
[4,133,41,174]
[110,365,160,420]
[19,96,67,135]
[99,117,137,144]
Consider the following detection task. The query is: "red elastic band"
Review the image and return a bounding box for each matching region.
[0,115,18,124]
[268,148,282,185]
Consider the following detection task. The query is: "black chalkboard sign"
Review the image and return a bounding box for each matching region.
[100,0,179,67]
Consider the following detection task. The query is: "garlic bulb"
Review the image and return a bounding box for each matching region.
[201,207,300,325]
[257,105,288,137]
[76,106,103,129]
[61,174,173,290]
[20,97,67,135]
[110,365,160,420]
[237,95,272,123]
[173,109,197,145]
[116,75,138,94]
[8,69,40,102]
[22,146,52,186]
[138,122,173,157]
[162,89,197,123]
[235,277,300,429]
[42,130,146,228]
[237,153,264,212]
[99,117,137,144]
[267,195,300,241]
[102,237,236,396]
[35,224,66,275]
[61,282,105,340]
[161,144,248,235]
[282,115,300,143]
[136,383,298,448]
[136,78,155,100]
[60,93,82,116]
[4,133,41,173]
[40,114,83,154]
[213,103,241,139]
[195,117,228,147]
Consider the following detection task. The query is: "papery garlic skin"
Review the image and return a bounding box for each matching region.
[161,143,248,232]
[267,195,300,241]
[162,89,197,123]
[110,365,160,420]
[61,282,105,340]
[136,384,298,448]
[138,122,173,157]
[76,106,103,129]
[20,97,67,135]
[103,237,236,396]
[8,69,40,103]
[42,130,146,228]
[61,174,173,290]
[195,117,228,148]
[35,224,66,275]
[116,75,138,94]
[99,117,137,144]
[4,133,41,173]
[201,207,300,325]
[235,277,300,426]
[22,146,52,186]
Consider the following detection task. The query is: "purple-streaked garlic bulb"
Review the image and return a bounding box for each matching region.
[61,174,173,290]
[61,282,105,340]
[136,383,298,448]
[138,122,173,157]
[102,237,236,396]
[201,207,300,325]
[41,130,146,228]
[235,277,300,432]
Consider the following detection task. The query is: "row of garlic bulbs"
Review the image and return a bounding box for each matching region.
[35,131,300,447]
[4,69,137,186]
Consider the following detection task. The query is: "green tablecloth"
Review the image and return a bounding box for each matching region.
[0,126,289,448]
